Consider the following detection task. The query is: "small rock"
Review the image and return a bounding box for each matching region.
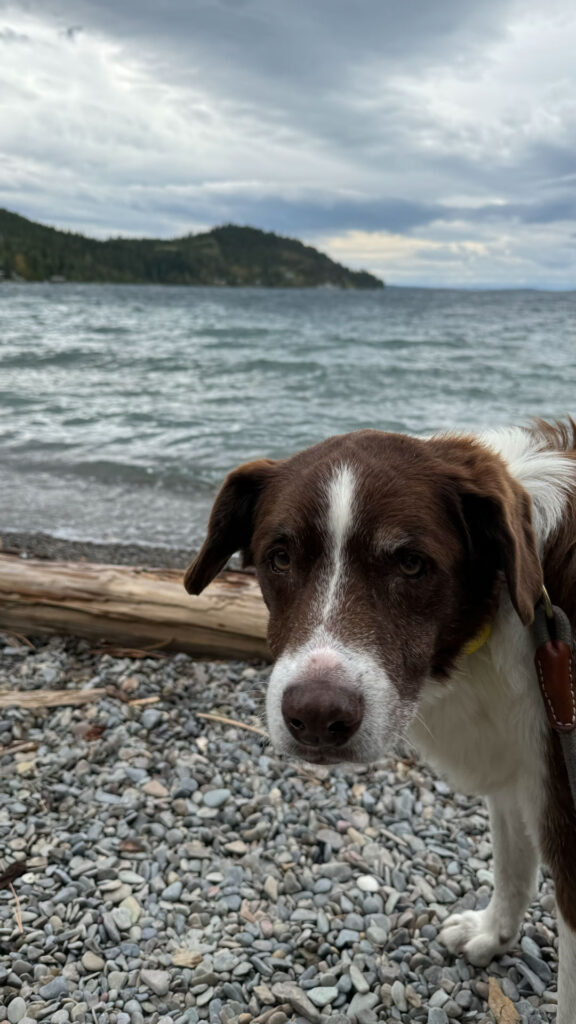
[119,895,142,923]
[140,968,171,996]
[443,999,463,1018]
[225,840,247,855]
[81,952,104,972]
[429,989,449,1008]
[348,992,378,1016]
[307,986,338,1008]
[213,951,238,973]
[391,980,407,1012]
[349,964,369,994]
[271,982,320,1021]
[264,875,279,901]
[254,982,275,1003]
[38,976,69,1001]
[142,779,169,798]
[428,1010,449,1024]
[141,708,162,729]
[52,1012,70,1024]
[8,997,27,1024]
[357,875,379,893]
[202,789,231,808]
[335,928,359,948]
[108,971,128,989]
[515,961,547,996]
[366,924,388,944]
[161,881,183,901]
[111,906,133,931]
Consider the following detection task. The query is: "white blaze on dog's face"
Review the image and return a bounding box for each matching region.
[185,430,542,765]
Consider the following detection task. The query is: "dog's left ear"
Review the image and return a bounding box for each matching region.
[437,439,543,625]
[184,459,277,595]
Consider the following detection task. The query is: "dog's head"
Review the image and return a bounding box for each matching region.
[185,430,541,764]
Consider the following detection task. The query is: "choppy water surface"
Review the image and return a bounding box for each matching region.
[1,283,574,547]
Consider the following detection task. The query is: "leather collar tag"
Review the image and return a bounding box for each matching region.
[533,597,576,733]
[535,640,576,732]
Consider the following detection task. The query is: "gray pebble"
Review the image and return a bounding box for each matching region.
[271,982,320,1021]
[391,980,407,1012]
[429,989,449,1008]
[307,986,338,1007]
[516,961,547,996]
[7,998,28,1024]
[51,1012,70,1024]
[161,881,183,901]
[141,709,163,730]
[0,640,560,1024]
[202,789,231,808]
[349,965,369,994]
[336,928,359,948]
[348,992,378,1016]
[213,951,238,973]
[427,1011,449,1024]
[38,977,69,1001]
[140,968,171,996]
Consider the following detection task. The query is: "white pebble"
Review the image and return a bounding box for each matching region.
[357,874,379,893]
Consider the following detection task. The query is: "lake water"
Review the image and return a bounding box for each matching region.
[1,282,575,549]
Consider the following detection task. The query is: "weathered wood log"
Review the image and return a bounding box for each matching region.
[0,555,270,660]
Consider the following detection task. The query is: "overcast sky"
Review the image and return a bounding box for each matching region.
[1,0,574,287]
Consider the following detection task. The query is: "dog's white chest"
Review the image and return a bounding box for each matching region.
[409,624,547,797]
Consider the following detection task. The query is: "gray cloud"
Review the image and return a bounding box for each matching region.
[0,0,574,286]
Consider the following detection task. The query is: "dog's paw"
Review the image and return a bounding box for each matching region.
[438,909,515,967]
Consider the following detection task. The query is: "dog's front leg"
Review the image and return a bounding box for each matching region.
[439,786,538,965]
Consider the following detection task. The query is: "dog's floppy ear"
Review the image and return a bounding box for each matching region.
[438,439,543,625]
[184,459,277,595]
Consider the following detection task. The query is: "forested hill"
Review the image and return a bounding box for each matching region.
[0,209,384,289]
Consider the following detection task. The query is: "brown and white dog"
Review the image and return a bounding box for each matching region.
[185,421,576,1022]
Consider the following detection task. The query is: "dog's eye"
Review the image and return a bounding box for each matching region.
[270,548,291,573]
[398,551,426,578]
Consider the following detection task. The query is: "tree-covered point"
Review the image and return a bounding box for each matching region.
[0,209,384,289]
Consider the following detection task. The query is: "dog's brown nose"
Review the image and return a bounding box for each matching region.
[282,681,364,747]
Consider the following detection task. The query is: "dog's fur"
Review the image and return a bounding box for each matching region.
[185,420,576,1023]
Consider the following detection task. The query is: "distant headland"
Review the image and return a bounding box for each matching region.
[0,208,384,289]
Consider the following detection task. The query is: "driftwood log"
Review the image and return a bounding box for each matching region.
[0,554,269,660]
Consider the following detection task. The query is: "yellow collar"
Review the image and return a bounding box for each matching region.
[463,621,492,656]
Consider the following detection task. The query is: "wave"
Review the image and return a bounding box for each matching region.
[0,453,219,495]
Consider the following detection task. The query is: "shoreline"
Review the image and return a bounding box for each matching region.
[0,529,195,570]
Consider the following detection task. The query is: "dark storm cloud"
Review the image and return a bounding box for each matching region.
[146,192,576,236]
[45,0,519,161]
[0,0,574,286]
[51,0,515,82]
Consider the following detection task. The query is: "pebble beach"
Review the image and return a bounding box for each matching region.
[0,568,562,1024]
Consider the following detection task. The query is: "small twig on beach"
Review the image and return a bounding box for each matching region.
[196,711,268,738]
[9,883,23,934]
[0,688,106,709]
[0,740,38,756]
[91,641,169,659]
[0,632,36,649]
